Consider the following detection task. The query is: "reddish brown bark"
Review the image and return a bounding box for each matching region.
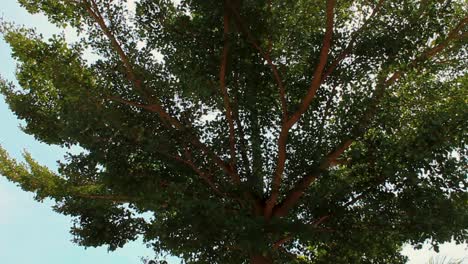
[83,0,243,184]
[85,0,468,225]
[272,15,467,217]
[250,254,273,264]
[322,0,385,80]
[264,0,337,219]
[220,6,239,181]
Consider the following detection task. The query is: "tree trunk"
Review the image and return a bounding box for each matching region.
[250,254,273,264]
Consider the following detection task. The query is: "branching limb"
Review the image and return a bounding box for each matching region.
[107,96,240,183]
[168,152,227,198]
[272,15,467,217]
[220,5,239,178]
[264,0,336,219]
[311,214,331,226]
[286,0,337,126]
[226,1,288,120]
[322,0,385,80]
[273,235,292,249]
[81,0,241,184]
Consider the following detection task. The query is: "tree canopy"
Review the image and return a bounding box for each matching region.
[0,0,467,263]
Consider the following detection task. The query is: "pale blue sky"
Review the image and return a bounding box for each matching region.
[0,1,465,263]
[0,1,159,263]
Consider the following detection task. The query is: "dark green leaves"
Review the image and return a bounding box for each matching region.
[1,0,467,262]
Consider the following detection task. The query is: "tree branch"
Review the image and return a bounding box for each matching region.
[227,1,288,120]
[272,15,467,217]
[82,0,241,184]
[106,96,239,183]
[272,235,292,249]
[220,5,239,179]
[286,0,336,126]
[322,0,385,80]
[264,0,336,219]
[273,139,351,217]
[168,152,227,198]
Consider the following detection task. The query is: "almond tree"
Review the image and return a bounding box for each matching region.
[0,0,467,263]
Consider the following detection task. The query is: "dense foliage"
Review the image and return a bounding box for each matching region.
[0,0,467,263]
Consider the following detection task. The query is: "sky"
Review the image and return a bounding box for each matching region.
[0,1,466,264]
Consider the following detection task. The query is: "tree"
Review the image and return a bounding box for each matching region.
[0,0,466,263]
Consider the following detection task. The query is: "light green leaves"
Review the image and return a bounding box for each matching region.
[0,146,65,201]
